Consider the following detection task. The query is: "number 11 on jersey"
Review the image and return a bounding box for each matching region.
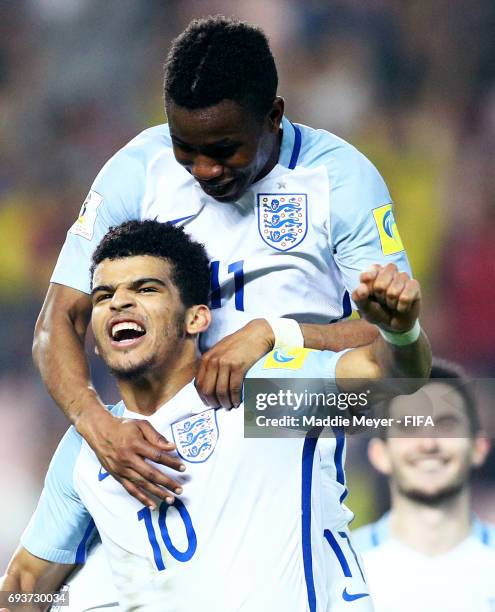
[210,260,245,311]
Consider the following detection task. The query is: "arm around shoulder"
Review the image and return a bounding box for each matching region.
[32,282,107,429]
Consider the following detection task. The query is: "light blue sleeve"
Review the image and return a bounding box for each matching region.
[20,404,124,563]
[328,144,411,294]
[20,426,95,564]
[304,129,412,296]
[50,139,151,294]
[244,349,349,423]
[246,348,347,385]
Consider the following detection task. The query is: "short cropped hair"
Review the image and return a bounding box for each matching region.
[164,16,278,118]
[91,220,210,307]
[428,358,480,435]
[382,358,480,437]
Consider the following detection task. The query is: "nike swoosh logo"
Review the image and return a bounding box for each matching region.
[342,588,370,602]
[98,467,110,481]
[166,215,195,225]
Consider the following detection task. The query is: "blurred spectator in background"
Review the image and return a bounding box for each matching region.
[353,359,495,612]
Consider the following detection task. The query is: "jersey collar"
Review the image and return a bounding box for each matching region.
[119,381,204,423]
[370,511,391,547]
[278,116,302,170]
[373,511,491,547]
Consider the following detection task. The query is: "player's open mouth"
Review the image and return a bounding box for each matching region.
[411,457,449,472]
[200,179,237,198]
[110,320,147,347]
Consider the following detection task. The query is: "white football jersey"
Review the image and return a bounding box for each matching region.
[23,349,373,612]
[51,117,410,350]
[53,541,120,612]
[353,513,495,612]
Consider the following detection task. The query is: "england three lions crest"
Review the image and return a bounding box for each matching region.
[171,409,219,463]
[257,193,308,252]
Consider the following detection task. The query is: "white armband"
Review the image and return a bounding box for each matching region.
[379,320,421,346]
[264,317,304,349]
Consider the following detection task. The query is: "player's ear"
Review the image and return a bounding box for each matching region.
[471,434,491,467]
[368,438,392,476]
[266,97,284,132]
[184,304,211,336]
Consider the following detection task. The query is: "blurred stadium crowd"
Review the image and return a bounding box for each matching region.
[1,0,494,565]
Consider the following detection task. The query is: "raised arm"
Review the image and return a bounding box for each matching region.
[34,284,96,428]
[33,283,185,509]
[336,264,431,387]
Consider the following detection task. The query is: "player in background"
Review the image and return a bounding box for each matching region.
[33,16,415,508]
[352,361,495,612]
[3,220,430,612]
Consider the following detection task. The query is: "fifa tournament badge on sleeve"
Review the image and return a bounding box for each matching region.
[69,190,103,240]
[262,347,313,370]
[372,203,404,255]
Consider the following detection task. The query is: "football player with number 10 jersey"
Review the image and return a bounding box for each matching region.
[4,220,430,611]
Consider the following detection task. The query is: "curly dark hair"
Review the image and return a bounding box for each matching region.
[164,15,278,118]
[90,220,210,307]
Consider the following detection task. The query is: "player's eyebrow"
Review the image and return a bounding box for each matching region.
[91,277,167,296]
[129,277,167,290]
[172,135,240,148]
[91,283,115,297]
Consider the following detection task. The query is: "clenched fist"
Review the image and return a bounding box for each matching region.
[351,263,420,333]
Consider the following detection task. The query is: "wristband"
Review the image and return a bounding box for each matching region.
[265,317,304,349]
[379,320,421,346]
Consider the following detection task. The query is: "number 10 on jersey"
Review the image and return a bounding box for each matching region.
[137,500,197,570]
